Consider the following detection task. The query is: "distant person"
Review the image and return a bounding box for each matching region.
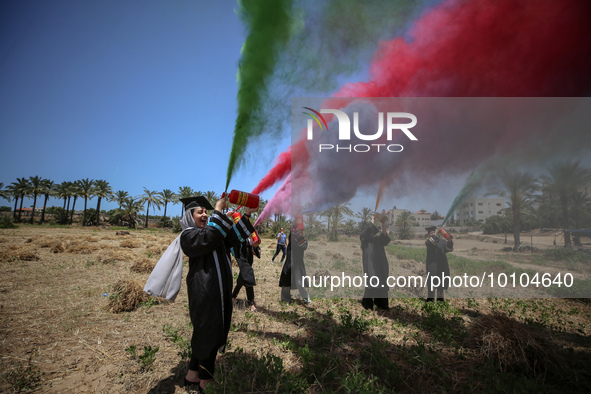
[232,231,261,312]
[271,227,287,264]
[360,214,390,311]
[179,196,257,390]
[279,227,311,304]
[425,226,453,302]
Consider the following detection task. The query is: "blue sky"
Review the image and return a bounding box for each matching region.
[0,0,293,215]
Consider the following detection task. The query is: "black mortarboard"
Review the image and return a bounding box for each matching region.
[180,196,214,211]
[425,226,437,232]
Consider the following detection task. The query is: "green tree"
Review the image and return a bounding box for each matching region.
[94,180,113,225]
[4,183,19,219]
[122,197,144,229]
[69,182,82,225]
[177,186,197,215]
[541,160,591,248]
[11,177,31,222]
[113,190,129,209]
[356,207,373,227]
[204,191,219,206]
[139,188,163,228]
[395,211,415,240]
[78,178,95,226]
[28,176,45,224]
[322,202,353,241]
[39,179,55,224]
[160,189,176,219]
[495,170,539,251]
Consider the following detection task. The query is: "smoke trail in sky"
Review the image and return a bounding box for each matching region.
[255,174,291,225]
[226,0,435,191]
[225,0,294,191]
[262,0,591,217]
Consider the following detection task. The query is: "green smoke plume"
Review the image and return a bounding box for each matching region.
[225,0,430,190]
[225,0,294,190]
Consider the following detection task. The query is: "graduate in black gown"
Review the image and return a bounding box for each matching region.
[360,214,390,311]
[279,227,310,304]
[425,226,453,302]
[231,217,261,312]
[179,196,256,390]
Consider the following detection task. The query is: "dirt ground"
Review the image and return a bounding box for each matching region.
[1,225,590,392]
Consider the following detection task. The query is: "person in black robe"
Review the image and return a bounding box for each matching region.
[232,234,260,312]
[179,196,256,390]
[425,226,453,302]
[360,214,391,310]
[279,227,310,304]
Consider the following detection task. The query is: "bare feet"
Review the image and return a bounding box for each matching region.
[200,379,213,390]
[249,304,257,312]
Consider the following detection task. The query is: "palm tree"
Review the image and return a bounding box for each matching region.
[541,160,591,248]
[395,211,414,240]
[78,178,95,226]
[121,197,144,229]
[495,170,539,251]
[94,180,113,225]
[0,182,5,200]
[28,176,45,224]
[356,207,374,226]
[39,179,55,224]
[139,188,163,228]
[204,191,219,209]
[5,183,19,220]
[69,182,82,225]
[12,177,31,222]
[569,190,591,246]
[323,202,353,241]
[160,189,176,219]
[113,190,129,209]
[177,186,197,214]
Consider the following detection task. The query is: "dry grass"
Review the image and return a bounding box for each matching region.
[106,279,150,313]
[0,244,40,261]
[0,226,589,393]
[120,239,142,249]
[131,258,156,274]
[468,313,561,378]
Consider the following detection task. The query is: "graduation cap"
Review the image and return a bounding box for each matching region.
[425,226,437,232]
[179,196,214,211]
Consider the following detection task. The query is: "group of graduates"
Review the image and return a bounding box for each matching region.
[148,195,452,391]
[360,217,454,310]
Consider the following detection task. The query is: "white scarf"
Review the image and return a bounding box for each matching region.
[143,209,196,301]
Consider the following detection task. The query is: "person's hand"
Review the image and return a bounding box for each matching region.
[215,198,226,212]
[246,207,258,216]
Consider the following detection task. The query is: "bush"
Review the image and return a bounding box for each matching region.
[0,206,11,212]
[0,215,18,229]
[157,216,172,228]
[172,216,181,233]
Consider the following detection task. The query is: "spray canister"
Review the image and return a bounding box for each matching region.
[230,211,242,224]
[295,215,304,231]
[251,231,261,247]
[226,190,260,209]
[438,228,453,240]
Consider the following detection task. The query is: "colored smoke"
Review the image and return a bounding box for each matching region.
[263,0,591,218]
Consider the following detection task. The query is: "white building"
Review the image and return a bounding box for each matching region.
[455,197,505,224]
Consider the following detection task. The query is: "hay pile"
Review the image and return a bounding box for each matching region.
[468,313,561,378]
[130,258,155,274]
[120,239,142,249]
[106,279,149,313]
[0,245,39,261]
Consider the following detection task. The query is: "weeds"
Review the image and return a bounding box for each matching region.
[2,352,43,391]
[125,345,159,371]
[162,324,191,360]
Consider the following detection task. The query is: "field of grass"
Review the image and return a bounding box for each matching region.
[1,226,590,392]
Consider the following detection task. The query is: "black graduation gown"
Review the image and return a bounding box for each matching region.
[181,210,254,360]
[279,232,308,288]
[360,224,391,299]
[425,237,453,290]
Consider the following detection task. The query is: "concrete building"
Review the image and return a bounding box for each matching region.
[455,197,505,224]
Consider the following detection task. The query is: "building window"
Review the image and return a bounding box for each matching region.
[478,211,483,214]
[496,203,501,206]
[478,203,483,206]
